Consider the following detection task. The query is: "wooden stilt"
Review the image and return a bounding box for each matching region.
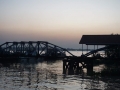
[63,60,66,74]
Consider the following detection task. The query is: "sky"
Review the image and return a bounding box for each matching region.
[0,0,120,48]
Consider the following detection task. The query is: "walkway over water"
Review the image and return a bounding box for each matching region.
[0,41,74,57]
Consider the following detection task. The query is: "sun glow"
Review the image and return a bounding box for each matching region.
[0,0,120,48]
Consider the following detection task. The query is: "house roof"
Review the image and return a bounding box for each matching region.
[79,35,120,45]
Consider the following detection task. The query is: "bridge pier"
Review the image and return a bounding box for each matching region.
[68,61,74,75]
[86,59,93,76]
[63,57,94,75]
[63,60,66,74]
[63,58,83,75]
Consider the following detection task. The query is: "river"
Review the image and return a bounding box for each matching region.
[0,51,120,90]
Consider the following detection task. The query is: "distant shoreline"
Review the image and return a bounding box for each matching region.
[66,49,93,51]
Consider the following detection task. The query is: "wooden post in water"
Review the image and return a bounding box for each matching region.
[75,62,78,74]
[87,59,93,76]
[68,60,74,75]
[63,60,66,74]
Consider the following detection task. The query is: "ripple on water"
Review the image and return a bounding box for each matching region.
[0,60,119,90]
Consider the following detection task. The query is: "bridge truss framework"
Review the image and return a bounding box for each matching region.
[0,41,74,57]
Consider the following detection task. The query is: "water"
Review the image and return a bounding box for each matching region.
[0,51,120,90]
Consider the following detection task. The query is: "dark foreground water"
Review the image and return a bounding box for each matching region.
[0,58,120,90]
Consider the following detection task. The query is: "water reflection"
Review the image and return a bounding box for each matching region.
[0,58,120,90]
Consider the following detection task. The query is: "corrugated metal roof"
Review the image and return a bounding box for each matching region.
[79,35,120,45]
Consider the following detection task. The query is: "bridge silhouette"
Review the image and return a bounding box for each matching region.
[0,41,116,58]
[1,35,120,76]
[0,41,75,58]
[0,40,118,75]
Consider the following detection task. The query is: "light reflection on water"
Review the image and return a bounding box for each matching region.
[0,59,115,90]
[0,57,120,90]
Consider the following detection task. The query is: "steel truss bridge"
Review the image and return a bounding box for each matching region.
[0,41,74,57]
[0,41,117,58]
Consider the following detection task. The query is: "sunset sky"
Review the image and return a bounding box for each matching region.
[0,0,120,48]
